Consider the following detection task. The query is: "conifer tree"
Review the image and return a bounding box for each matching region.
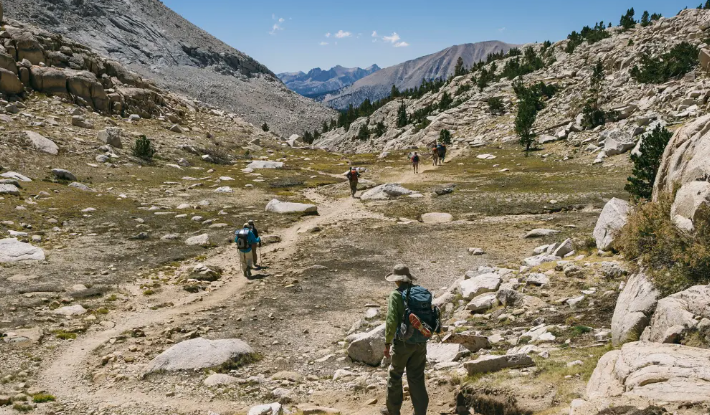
[640,11,651,26]
[438,129,452,145]
[454,56,466,77]
[625,125,672,199]
[439,91,453,110]
[396,100,408,128]
[620,8,636,30]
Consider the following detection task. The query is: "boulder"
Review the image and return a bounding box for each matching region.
[459,273,501,300]
[0,183,20,196]
[347,324,386,366]
[464,354,534,375]
[185,234,211,246]
[427,343,468,363]
[265,199,317,214]
[248,403,282,415]
[97,128,123,148]
[611,273,659,346]
[644,285,710,343]
[602,129,635,156]
[525,273,549,286]
[522,254,559,267]
[68,182,93,192]
[670,181,710,231]
[203,374,239,387]
[52,168,76,181]
[0,68,23,95]
[700,48,710,72]
[26,131,58,155]
[466,292,498,313]
[15,32,45,65]
[247,161,284,169]
[30,67,67,95]
[360,183,415,200]
[524,229,559,238]
[145,337,254,373]
[52,304,87,316]
[585,342,710,403]
[421,212,453,224]
[593,198,631,251]
[67,71,109,111]
[552,238,573,257]
[1,172,32,182]
[496,289,524,307]
[0,238,45,263]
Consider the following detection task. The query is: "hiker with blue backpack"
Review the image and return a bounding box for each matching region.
[235,223,260,278]
[382,264,441,415]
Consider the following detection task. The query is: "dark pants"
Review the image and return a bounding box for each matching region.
[350,181,358,197]
[387,340,428,415]
[251,244,258,265]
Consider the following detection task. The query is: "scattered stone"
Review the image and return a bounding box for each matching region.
[427,343,469,363]
[26,131,58,155]
[0,183,19,195]
[526,273,549,286]
[185,234,211,246]
[204,374,239,387]
[145,338,254,373]
[360,183,416,200]
[442,332,490,352]
[247,161,284,169]
[265,199,317,214]
[52,304,87,316]
[97,128,123,148]
[52,168,77,181]
[524,229,559,238]
[421,212,453,224]
[248,403,282,415]
[466,292,498,313]
[468,248,485,255]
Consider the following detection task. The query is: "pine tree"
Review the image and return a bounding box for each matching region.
[132,135,155,160]
[303,131,314,144]
[620,8,636,30]
[390,85,400,98]
[261,123,269,132]
[625,125,672,199]
[439,91,453,110]
[396,100,408,128]
[513,80,541,154]
[582,60,607,129]
[374,121,386,137]
[438,129,452,145]
[454,56,466,77]
[357,123,370,140]
[322,120,329,134]
[705,0,710,9]
[640,11,651,26]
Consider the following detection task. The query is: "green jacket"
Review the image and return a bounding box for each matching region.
[385,286,407,344]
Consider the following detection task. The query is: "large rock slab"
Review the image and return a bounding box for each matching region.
[265,199,317,214]
[347,324,385,366]
[611,273,659,346]
[603,129,636,156]
[644,285,710,343]
[421,212,453,224]
[524,229,560,238]
[247,161,284,169]
[459,273,501,300]
[0,238,45,263]
[26,131,58,155]
[593,198,631,251]
[52,304,87,316]
[185,234,211,246]
[52,168,76,181]
[203,374,239,386]
[585,342,710,403]
[145,338,254,373]
[1,172,32,182]
[466,292,498,313]
[360,183,415,200]
[0,183,20,195]
[0,67,23,95]
[248,403,283,415]
[670,181,710,231]
[464,354,534,375]
[441,332,490,352]
[427,343,468,364]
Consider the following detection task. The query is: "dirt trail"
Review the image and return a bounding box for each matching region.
[29,156,455,414]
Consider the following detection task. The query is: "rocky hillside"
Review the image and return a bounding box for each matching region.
[316,10,706,156]
[4,0,336,135]
[322,41,515,109]
[278,64,381,98]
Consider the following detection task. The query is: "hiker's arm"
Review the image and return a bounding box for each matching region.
[385,291,402,345]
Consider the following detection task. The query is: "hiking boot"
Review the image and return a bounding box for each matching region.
[379,408,389,415]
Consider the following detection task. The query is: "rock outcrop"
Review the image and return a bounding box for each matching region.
[265,199,318,215]
[643,285,710,344]
[611,273,659,346]
[593,198,631,251]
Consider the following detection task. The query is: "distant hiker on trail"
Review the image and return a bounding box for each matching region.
[235,223,260,278]
[382,265,441,415]
[411,152,420,174]
[431,146,439,166]
[437,143,447,164]
[248,219,261,269]
[346,166,360,198]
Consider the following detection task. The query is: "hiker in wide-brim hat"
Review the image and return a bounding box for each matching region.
[382,264,433,415]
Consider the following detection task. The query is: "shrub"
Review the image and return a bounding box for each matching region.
[439,129,452,145]
[54,330,77,340]
[261,123,269,132]
[488,97,505,115]
[32,394,56,403]
[581,103,606,129]
[201,146,232,165]
[439,91,453,110]
[631,42,699,84]
[455,84,471,96]
[357,123,370,140]
[566,22,610,53]
[618,194,710,295]
[374,121,386,137]
[132,135,155,160]
[625,125,672,200]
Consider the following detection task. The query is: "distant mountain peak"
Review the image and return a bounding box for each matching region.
[278,64,382,98]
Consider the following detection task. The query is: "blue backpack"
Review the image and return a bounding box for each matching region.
[397,285,441,344]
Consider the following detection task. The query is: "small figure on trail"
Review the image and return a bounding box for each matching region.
[411,152,420,174]
[431,146,439,166]
[235,223,260,278]
[437,143,447,164]
[248,219,261,269]
[382,264,442,415]
[346,166,360,198]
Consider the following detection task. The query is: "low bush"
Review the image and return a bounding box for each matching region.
[617,193,710,295]
[132,135,155,160]
[488,97,505,115]
[631,42,699,84]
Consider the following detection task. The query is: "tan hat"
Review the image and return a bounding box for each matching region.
[385,264,416,283]
[243,223,250,228]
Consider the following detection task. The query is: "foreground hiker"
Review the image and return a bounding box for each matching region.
[411,152,420,174]
[431,146,439,166]
[346,166,360,198]
[235,223,260,278]
[248,219,261,268]
[382,265,441,415]
[437,143,447,164]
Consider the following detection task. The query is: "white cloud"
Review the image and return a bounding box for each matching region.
[325,32,331,38]
[319,41,328,46]
[278,17,285,23]
[394,41,409,48]
[498,27,506,32]
[372,31,378,37]
[269,15,286,35]
[382,32,401,44]
[334,30,352,38]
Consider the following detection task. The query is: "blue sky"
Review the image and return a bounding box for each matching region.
[163,0,693,74]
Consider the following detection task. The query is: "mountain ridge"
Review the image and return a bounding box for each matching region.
[278,64,381,98]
